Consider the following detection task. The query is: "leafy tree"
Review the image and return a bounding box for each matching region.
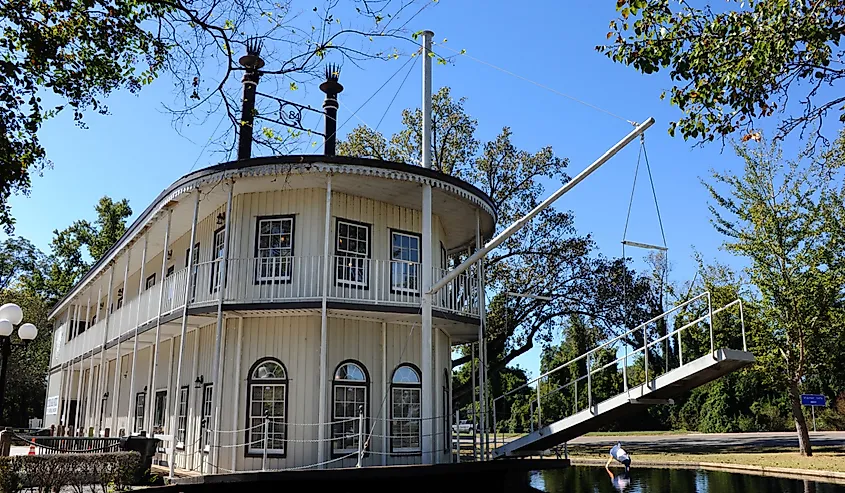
[29,196,132,303]
[601,1,845,146]
[0,0,428,234]
[703,137,845,455]
[0,238,43,292]
[0,239,51,426]
[340,87,660,408]
[0,287,51,427]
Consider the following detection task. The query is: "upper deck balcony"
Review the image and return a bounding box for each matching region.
[54,255,480,366]
[50,155,496,367]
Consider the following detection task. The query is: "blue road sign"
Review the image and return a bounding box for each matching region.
[801,394,826,407]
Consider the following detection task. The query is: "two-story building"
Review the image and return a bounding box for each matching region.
[43,49,495,473]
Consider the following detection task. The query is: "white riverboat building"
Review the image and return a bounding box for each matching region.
[43,44,495,472]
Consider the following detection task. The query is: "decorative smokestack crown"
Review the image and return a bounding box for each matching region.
[239,38,265,71]
[319,63,343,97]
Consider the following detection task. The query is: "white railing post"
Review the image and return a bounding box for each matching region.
[587,354,592,413]
[262,415,269,471]
[454,409,461,463]
[492,403,497,451]
[356,405,364,468]
[535,382,542,428]
[678,329,684,367]
[623,344,629,393]
[707,291,715,359]
[644,325,649,389]
[739,299,747,352]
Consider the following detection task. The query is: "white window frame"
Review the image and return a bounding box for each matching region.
[134,392,146,433]
[145,273,156,291]
[390,231,421,295]
[201,384,213,453]
[153,390,167,434]
[210,227,225,294]
[255,216,295,283]
[247,359,288,456]
[335,219,370,288]
[176,386,189,448]
[390,364,422,453]
[332,361,368,456]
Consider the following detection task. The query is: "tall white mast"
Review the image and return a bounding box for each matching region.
[420,29,435,464]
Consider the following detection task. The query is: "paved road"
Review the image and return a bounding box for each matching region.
[565,431,845,454]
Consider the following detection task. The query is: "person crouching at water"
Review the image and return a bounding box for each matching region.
[606,442,631,472]
[605,442,632,491]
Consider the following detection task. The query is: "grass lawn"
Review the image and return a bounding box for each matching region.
[568,444,845,473]
[582,430,691,437]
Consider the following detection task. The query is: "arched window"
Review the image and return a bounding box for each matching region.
[390,364,421,453]
[246,358,288,456]
[332,360,369,455]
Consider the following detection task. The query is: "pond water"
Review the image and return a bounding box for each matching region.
[532,467,845,492]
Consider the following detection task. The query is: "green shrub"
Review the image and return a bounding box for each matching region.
[0,451,141,493]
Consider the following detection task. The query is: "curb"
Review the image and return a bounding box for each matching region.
[568,458,845,484]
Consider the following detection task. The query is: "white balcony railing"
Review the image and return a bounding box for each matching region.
[55,256,480,363]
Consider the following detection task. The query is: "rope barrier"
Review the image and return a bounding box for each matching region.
[13,434,122,454]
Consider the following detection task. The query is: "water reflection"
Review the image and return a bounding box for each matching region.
[535,466,845,493]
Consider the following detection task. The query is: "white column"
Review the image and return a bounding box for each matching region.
[63,305,79,429]
[380,321,387,466]
[60,363,70,430]
[84,285,100,432]
[148,208,172,435]
[211,181,234,472]
[421,183,433,464]
[128,235,148,433]
[420,28,435,465]
[230,316,243,473]
[447,334,453,463]
[98,268,114,434]
[112,247,132,433]
[434,328,440,464]
[170,191,201,479]
[317,174,332,465]
[74,295,91,430]
[475,209,487,459]
[188,320,201,472]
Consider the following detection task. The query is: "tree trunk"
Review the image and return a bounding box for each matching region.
[788,379,813,456]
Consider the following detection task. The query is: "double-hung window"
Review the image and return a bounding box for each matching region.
[390,231,421,294]
[210,227,226,294]
[390,364,421,453]
[255,216,294,283]
[336,220,370,288]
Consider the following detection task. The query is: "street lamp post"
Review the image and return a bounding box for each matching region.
[0,303,39,416]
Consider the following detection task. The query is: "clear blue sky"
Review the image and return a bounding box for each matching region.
[4,2,779,377]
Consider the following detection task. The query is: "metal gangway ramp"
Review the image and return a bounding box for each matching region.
[491,293,755,459]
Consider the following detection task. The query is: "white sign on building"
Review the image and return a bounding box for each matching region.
[45,396,59,415]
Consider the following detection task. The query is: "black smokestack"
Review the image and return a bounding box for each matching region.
[237,38,265,160]
[319,64,343,156]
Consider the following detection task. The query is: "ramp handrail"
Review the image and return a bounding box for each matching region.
[491,293,747,448]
